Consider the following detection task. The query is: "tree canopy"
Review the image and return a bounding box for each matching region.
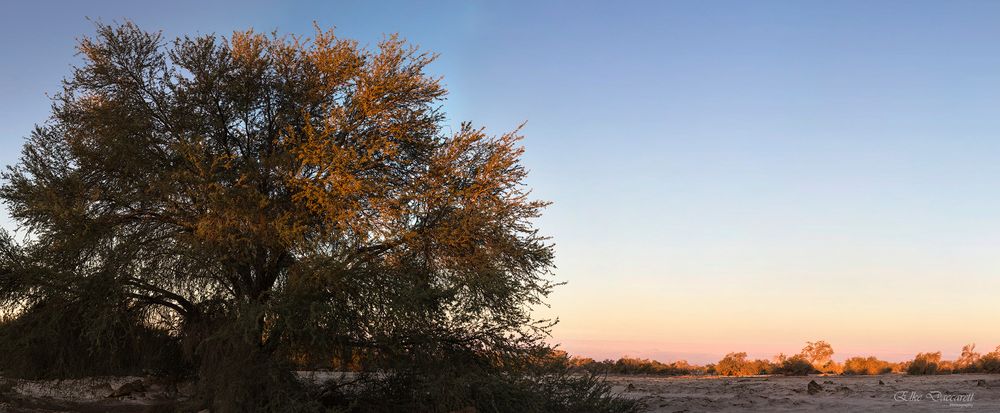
[0,22,638,412]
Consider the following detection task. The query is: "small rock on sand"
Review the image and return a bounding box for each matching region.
[807,380,823,395]
[108,379,145,398]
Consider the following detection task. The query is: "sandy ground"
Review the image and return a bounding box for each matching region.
[0,376,192,412]
[610,374,999,412]
[3,373,998,412]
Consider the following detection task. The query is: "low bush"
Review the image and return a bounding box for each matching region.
[906,352,943,375]
[842,356,893,375]
[772,356,816,376]
[979,347,1000,373]
[714,352,771,376]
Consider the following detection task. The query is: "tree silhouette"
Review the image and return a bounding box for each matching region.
[801,340,834,368]
[957,343,981,371]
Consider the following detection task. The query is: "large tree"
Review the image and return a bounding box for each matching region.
[0,22,640,412]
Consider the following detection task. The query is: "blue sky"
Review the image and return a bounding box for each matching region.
[4,1,1000,363]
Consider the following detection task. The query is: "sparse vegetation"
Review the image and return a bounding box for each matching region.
[567,355,704,376]
[562,342,1000,378]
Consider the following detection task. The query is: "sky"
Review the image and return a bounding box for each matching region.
[4,0,1000,364]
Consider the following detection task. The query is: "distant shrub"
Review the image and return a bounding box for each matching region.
[907,352,943,375]
[715,352,771,376]
[975,347,1000,373]
[800,341,834,369]
[817,361,843,375]
[956,344,981,373]
[937,360,955,374]
[772,356,815,376]
[843,356,893,375]
[545,342,1000,380]
[567,355,703,376]
[616,357,695,375]
[568,356,596,369]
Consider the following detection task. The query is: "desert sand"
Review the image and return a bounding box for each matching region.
[0,375,192,412]
[611,374,997,412]
[2,373,998,412]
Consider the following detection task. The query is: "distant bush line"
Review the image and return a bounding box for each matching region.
[553,342,1000,377]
